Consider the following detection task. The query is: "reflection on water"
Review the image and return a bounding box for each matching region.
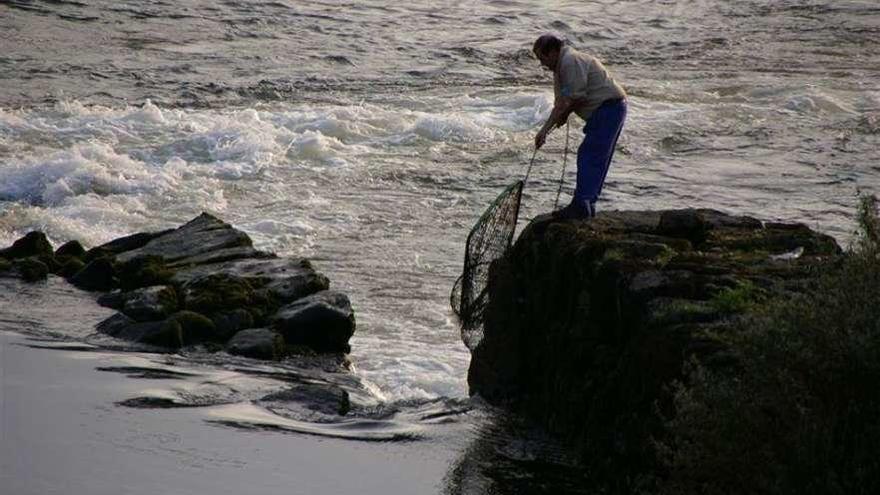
[443,407,591,495]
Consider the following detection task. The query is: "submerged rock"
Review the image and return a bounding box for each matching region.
[468,208,841,486]
[259,382,351,416]
[226,328,285,360]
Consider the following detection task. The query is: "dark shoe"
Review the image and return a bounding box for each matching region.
[552,201,594,220]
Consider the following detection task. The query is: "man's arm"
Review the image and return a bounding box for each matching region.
[535,96,577,149]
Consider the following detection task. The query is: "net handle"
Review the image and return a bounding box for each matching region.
[523,148,538,186]
[554,120,570,209]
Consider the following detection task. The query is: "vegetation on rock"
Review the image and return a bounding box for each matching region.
[658,195,880,494]
[470,206,849,493]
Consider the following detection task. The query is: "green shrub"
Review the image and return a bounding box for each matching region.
[658,195,880,495]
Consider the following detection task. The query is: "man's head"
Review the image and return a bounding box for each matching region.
[533,34,563,72]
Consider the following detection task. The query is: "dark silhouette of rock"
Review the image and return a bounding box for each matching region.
[84,230,172,263]
[58,258,86,278]
[273,290,355,353]
[96,313,136,337]
[0,231,53,260]
[121,286,178,322]
[70,257,117,291]
[172,258,329,305]
[211,309,255,341]
[168,310,217,345]
[0,257,50,282]
[468,208,842,487]
[116,255,174,291]
[7,212,356,359]
[115,213,252,265]
[55,240,86,259]
[226,328,285,360]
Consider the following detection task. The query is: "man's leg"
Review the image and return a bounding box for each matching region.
[573,99,627,213]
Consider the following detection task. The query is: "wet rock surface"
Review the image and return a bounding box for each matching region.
[0,213,356,358]
[226,328,285,360]
[469,208,842,485]
[273,290,355,354]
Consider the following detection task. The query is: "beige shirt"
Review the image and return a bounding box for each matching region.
[554,46,626,121]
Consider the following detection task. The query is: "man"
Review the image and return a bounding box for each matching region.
[533,34,627,219]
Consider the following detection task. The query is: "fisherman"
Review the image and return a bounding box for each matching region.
[533,34,627,219]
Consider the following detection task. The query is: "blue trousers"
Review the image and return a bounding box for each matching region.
[574,99,627,208]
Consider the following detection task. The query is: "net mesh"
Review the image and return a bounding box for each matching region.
[451,180,524,350]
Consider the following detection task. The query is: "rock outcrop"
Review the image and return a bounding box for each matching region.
[468,208,841,484]
[0,213,356,358]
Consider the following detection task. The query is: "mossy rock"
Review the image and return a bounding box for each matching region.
[117,255,174,291]
[58,257,86,279]
[55,240,86,259]
[168,310,218,345]
[14,258,49,282]
[70,257,118,291]
[227,328,285,360]
[183,273,276,318]
[0,231,53,260]
[113,319,183,349]
[211,309,255,341]
[83,247,116,264]
[122,286,179,321]
[154,319,184,348]
[37,254,61,273]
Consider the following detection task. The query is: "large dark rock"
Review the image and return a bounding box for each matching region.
[168,310,218,345]
[469,208,842,487]
[0,231,53,260]
[96,312,136,337]
[98,316,183,349]
[179,273,273,320]
[77,212,353,360]
[121,286,178,321]
[115,213,252,264]
[172,258,329,305]
[211,309,255,341]
[84,230,172,262]
[226,328,285,360]
[272,290,355,353]
[70,257,117,291]
[0,257,49,282]
[55,240,86,259]
[116,255,174,291]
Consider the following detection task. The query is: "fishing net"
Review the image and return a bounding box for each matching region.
[452,127,569,351]
[451,180,524,351]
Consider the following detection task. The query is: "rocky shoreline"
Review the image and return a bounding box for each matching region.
[468,208,842,488]
[0,213,355,361]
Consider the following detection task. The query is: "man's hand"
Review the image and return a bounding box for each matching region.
[534,129,547,150]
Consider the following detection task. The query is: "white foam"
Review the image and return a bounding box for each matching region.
[0,142,175,206]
